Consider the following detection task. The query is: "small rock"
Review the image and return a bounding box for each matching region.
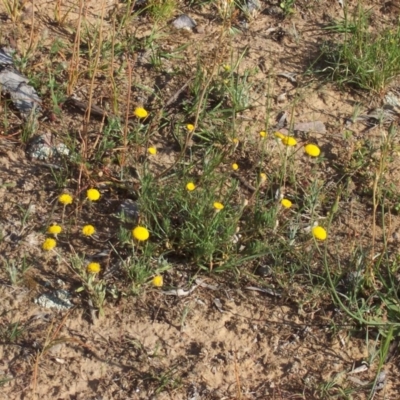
[239,20,249,30]
[256,265,271,277]
[246,0,261,14]
[26,133,69,161]
[279,121,326,135]
[0,47,14,66]
[374,371,386,392]
[35,290,73,311]
[195,25,205,34]
[172,14,196,30]
[118,199,139,219]
[0,66,42,117]
[277,92,287,103]
[384,91,400,107]
[264,6,284,16]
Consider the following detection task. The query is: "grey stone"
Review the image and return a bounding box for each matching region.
[172,14,196,30]
[246,0,261,14]
[35,290,73,311]
[0,66,41,117]
[26,133,69,161]
[118,199,139,219]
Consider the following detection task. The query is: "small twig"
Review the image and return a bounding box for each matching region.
[164,78,193,108]
[121,53,135,170]
[85,0,106,126]
[231,172,257,193]
[66,97,113,120]
[67,0,84,95]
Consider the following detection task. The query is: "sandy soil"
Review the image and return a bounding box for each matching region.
[2,0,400,398]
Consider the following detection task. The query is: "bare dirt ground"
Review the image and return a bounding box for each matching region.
[2,0,400,399]
[0,281,379,400]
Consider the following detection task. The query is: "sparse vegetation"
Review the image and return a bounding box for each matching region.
[1,0,400,398]
[316,3,400,92]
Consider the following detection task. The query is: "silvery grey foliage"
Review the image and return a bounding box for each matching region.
[0,47,41,117]
[172,14,196,30]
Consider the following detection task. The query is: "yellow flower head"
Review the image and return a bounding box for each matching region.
[305,144,321,157]
[213,202,224,210]
[186,123,195,132]
[42,238,57,251]
[281,198,292,208]
[148,147,157,155]
[274,132,285,139]
[132,226,150,241]
[232,137,239,145]
[186,182,196,191]
[58,193,73,205]
[232,163,239,171]
[134,107,148,118]
[47,224,62,235]
[259,173,267,182]
[82,225,96,236]
[312,226,327,241]
[259,131,267,138]
[87,188,101,201]
[223,65,231,72]
[281,136,297,146]
[152,275,163,287]
[87,262,101,274]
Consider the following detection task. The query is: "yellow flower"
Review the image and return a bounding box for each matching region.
[232,163,239,171]
[82,225,96,236]
[186,124,195,131]
[232,137,239,145]
[87,188,101,201]
[58,193,73,205]
[259,131,267,138]
[274,132,285,139]
[132,226,150,241]
[87,262,101,274]
[312,226,327,241]
[152,275,163,287]
[134,107,148,118]
[213,202,224,210]
[42,238,56,251]
[281,198,292,208]
[281,136,297,146]
[148,147,157,155]
[223,65,231,72]
[47,224,62,235]
[305,144,321,157]
[259,173,267,182]
[186,182,196,191]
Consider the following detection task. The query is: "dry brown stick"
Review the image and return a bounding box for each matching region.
[231,172,257,193]
[121,53,135,169]
[66,97,113,120]
[67,0,84,95]
[84,0,106,126]
[164,78,193,108]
